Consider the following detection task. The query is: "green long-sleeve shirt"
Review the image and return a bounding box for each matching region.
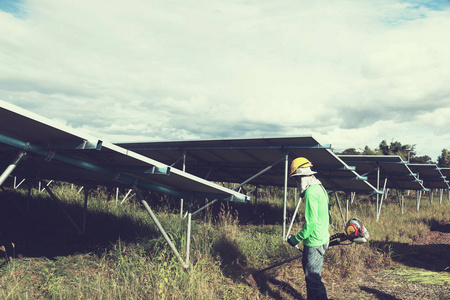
[295,184,330,247]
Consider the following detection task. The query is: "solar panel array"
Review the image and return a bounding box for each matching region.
[2,99,448,198]
[407,164,449,190]
[118,138,380,194]
[338,155,427,191]
[0,100,248,202]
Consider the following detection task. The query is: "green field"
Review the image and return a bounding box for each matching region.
[1,183,449,299]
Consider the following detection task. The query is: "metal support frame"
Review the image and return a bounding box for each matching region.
[38,180,54,193]
[120,189,134,204]
[416,172,422,211]
[396,189,404,214]
[77,186,84,195]
[285,194,302,240]
[346,198,349,221]
[135,188,189,268]
[283,154,289,242]
[401,192,404,214]
[350,192,356,204]
[0,150,29,213]
[14,177,26,189]
[186,211,192,265]
[0,147,28,188]
[376,177,388,221]
[417,190,422,211]
[180,152,186,218]
[376,167,380,221]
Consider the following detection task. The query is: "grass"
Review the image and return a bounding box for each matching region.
[1,183,450,299]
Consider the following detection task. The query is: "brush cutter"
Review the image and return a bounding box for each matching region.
[251,218,370,275]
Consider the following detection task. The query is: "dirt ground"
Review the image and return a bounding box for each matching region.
[245,221,450,300]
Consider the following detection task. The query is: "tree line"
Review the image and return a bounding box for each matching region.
[336,140,450,168]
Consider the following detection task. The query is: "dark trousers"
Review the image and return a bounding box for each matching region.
[302,243,328,300]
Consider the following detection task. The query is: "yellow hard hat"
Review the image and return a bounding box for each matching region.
[289,157,313,176]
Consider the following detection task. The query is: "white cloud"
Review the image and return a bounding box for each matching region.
[1,0,450,162]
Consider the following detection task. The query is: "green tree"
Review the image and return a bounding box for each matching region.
[411,155,433,164]
[437,149,450,167]
[339,148,361,155]
[378,140,415,161]
[379,140,390,155]
[362,145,377,155]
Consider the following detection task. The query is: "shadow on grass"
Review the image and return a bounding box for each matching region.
[0,189,159,259]
[212,236,304,299]
[371,240,450,272]
[212,235,247,279]
[422,217,450,233]
[359,287,401,300]
[249,271,305,300]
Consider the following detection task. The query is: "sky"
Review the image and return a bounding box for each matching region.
[1,0,450,161]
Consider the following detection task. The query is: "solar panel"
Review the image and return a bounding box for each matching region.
[0,100,248,202]
[338,155,427,191]
[440,168,450,183]
[118,138,380,194]
[407,163,450,189]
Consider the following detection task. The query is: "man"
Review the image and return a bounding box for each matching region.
[287,157,330,300]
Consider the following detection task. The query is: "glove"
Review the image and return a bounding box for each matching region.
[287,234,300,247]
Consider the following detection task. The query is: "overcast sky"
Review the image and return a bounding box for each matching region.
[1,0,450,161]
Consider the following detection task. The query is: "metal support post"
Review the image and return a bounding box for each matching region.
[137,188,188,268]
[180,152,186,218]
[440,189,443,205]
[430,189,433,204]
[0,149,27,188]
[401,193,404,214]
[14,177,26,189]
[417,190,422,211]
[39,180,52,193]
[235,156,286,192]
[283,154,288,242]
[376,167,380,221]
[377,178,388,221]
[186,211,192,266]
[120,189,133,204]
[285,195,302,240]
[76,186,84,195]
[346,198,348,221]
